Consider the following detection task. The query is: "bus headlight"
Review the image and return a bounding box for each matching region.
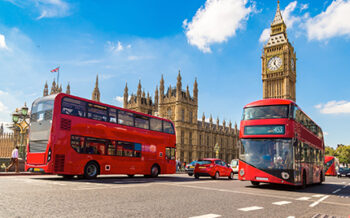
[281,172,289,180]
[239,169,245,176]
[47,148,52,162]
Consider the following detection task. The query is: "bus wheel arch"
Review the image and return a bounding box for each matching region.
[151,164,160,178]
[84,161,100,179]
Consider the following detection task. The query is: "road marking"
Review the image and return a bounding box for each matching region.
[286,216,295,218]
[189,214,221,218]
[309,195,329,207]
[296,197,311,201]
[312,194,324,198]
[272,201,291,205]
[332,189,341,194]
[238,206,263,212]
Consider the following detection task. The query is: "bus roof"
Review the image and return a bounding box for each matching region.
[244,99,295,108]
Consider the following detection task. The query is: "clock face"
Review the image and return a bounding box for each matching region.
[291,58,295,71]
[267,56,282,71]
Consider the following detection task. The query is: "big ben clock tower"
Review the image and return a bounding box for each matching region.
[262,1,296,102]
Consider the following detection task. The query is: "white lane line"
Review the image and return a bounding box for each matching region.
[296,197,311,201]
[286,216,295,218]
[332,189,341,194]
[272,201,291,206]
[189,214,221,218]
[238,206,264,212]
[309,195,329,208]
[312,194,324,198]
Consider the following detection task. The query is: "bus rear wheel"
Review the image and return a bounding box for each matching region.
[84,162,99,179]
[251,181,260,186]
[151,165,160,178]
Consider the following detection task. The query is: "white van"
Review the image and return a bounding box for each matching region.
[230,159,239,174]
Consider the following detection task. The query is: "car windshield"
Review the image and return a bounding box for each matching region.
[243,105,289,120]
[189,161,197,165]
[240,138,293,170]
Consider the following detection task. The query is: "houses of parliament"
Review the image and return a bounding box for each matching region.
[42,1,296,163]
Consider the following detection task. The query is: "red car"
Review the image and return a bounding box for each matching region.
[194,158,234,180]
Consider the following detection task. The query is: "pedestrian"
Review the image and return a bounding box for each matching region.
[6,146,19,173]
[176,159,179,171]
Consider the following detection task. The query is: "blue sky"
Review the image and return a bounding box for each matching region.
[0,0,350,148]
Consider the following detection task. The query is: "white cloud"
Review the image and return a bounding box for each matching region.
[183,0,255,53]
[300,3,309,12]
[305,0,350,40]
[259,28,270,43]
[0,34,8,50]
[7,0,70,19]
[115,96,124,106]
[315,100,350,114]
[0,101,8,113]
[106,41,132,53]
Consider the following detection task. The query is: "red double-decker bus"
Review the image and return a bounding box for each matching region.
[25,93,176,179]
[325,156,339,176]
[238,99,325,188]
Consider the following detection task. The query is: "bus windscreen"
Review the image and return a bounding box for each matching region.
[243,105,288,120]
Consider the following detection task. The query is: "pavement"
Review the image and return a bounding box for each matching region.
[0,171,42,176]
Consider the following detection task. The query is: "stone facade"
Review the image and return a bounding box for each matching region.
[124,72,239,163]
[262,1,296,102]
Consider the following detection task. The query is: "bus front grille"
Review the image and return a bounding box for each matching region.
[54,155,65,172]
[29,140,48,153]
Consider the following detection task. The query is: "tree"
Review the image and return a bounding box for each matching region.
[335,145,350,165]
[325,146,336,156]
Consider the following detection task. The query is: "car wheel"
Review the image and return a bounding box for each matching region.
[151,165,159,178]
[212,171,219,180]
[84,162,99,179]
[188,173,193,176]
[228,172,234,180]
[194,174,200,179]
[251,181,260,186]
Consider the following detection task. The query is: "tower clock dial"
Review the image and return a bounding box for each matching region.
[267,56,282,71]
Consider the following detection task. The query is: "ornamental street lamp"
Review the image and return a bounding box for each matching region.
[214,142,220,159]
[12,103,30,160]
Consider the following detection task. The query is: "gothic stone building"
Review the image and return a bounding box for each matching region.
[262,1,296,102]
[124,72,239,163]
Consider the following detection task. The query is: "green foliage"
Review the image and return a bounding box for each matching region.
[325,146,335,156]
[335,145,350,164]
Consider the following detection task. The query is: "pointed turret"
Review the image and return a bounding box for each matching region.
[66,83,71,95]
[176,70,182,100]
[193,78,198,101]
[92,74,100,102]
[202,113,205,128]
[154,86,159,106]
[43,81,48,96]
[229,120,232,130]
[271,1,284,26]
[186,85,190,98]
[223,120,226,128]
[58,84,62,93]
[216,117,219,129]
[0,123,3,135]
[50,79,57,95]
[160,75,164,98]
[123,82,128,108]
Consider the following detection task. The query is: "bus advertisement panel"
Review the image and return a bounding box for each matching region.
[238,99,325,188]
[25,93,176,179]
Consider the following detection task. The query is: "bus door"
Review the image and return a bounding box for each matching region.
[308,147,314,184]
[165,147,176,173]
[294,139,301,184]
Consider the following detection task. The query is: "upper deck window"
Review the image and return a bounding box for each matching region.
[134,114,149,129]
[243,105,289,120]
[62,97,86,117]
[163,121,175,134]
[118,110,134,126]
[87,103,108,122]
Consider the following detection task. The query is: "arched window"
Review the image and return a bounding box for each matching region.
[167,108,172,118]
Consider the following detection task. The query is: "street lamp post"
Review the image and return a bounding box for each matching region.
[214,142,220,159]
[12,103,30,160]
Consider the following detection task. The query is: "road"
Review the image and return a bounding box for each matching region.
[0,174,349,217]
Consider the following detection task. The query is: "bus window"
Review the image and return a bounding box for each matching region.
[71,135,84,153]
[87,103,108,122]
[135,115,149,129]
[134,143,141,157]
[85,137,107,155]
[166,147,176,160]
[243,105,289,120]
[107,141,117,156]
[163,121,175,134]
[150,118,162,132]
[62,97,86,117]
[109,108,117,123]
[118,110,134,126]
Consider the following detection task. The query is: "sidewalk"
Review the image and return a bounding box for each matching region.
[0,171,43,176]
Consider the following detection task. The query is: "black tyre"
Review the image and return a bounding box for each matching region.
[212,171,219,180]
[228,172,234,180]
[194,174,200,179]
[84,162,99,179]
[251,181,260,186]
[128,174,135,178]
[188,173,193,176]
[151,165,160,178]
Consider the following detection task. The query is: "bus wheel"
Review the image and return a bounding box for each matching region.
[84,162,99,179]
[251,181,260,186]
[212,171,219,180]
[151,165,160,178]
[194,174,200,179]
[128,174,135,178]
[229,172,234,180]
